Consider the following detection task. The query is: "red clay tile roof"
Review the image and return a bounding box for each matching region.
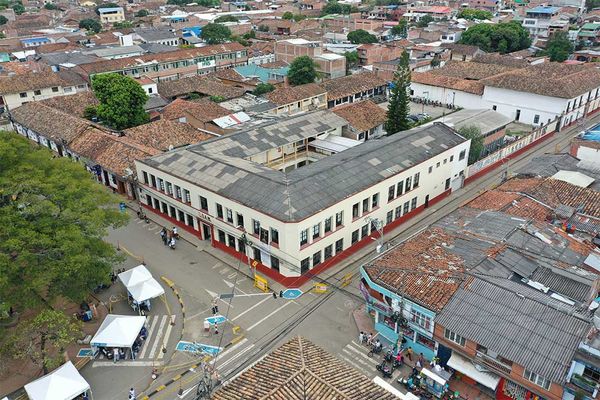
[0,68,73,94]
[364,227,465,312]
[161,98,231,122]
[40,91,99,117]
[412,72,484,95]
[319,72,387,101]
[123,120,212,151]
[332,100,387,132]
[212,336,397,400]
[265,82,325,106]
[467,189,551,221]
[157,75,246,99]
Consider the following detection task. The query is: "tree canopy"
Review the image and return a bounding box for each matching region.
[79,18,102,34]
[458,125,484,165]
[43,3,57,10]
[214,15,239,23]
[347,29,378,44]
[545,31,573,62]
[12,2,23,14]
[416,15,434,28]
[459,21,531,53]
[282,11,294,19]
[135,9,149,17]
[92,73,149,129]
[287,56,318,86]
[0,15,7,25]
[391,19,407,38]
[0,132,128,310]
[344,50,359,73]
[113,21,134,29]
[321,1,356,16]
[201,23,232,44]
[252,83,276,96]
[457,8,493,20]
[385,51,411,134]
[7,310,82,374]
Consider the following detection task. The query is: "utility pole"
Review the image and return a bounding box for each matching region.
[239,230,254,276]
[365,216,384,253]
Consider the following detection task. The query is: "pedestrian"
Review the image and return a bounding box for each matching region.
[114,347,119,363]
[359,331,364,344]
[366,332,373,346]
[406,347,413,361]
[160,228,166,244]
[169,237,176,249]
[129,388,136,398]
[214,324,219,335]
[173,226,178,239]
[212,298,219,315]
[417,353,425,369]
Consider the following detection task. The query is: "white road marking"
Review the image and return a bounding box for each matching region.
[138,316,158,358]
[231,295,271,322]
[246,302,293,331]
[148,315,169,359]
[227,272,237,280]
[219,268,229,275]
[148,225,159,231]
[217,343,255,370]
[345,343,378,365]
[157,316,174,359]
[211,263,222,269]
[185,306,211,321]
[211,338,248,362]
[92,360,163,367]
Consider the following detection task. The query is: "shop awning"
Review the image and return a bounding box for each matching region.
[24,361,90,400]
[91,314,146,348]
[422,367,449,386]
[447,352,500,390]
[373,376,420,399]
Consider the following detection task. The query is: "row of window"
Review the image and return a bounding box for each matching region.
[300,211,344,247]
[566,88,599,112]
[215,202,280,246]
[19,86,60,98]
[146,194,195,228]
[388,172,420,202]
[121,52,248,75]
[300,238,344,274]
[215,228,281,271]
[143,171,192,204]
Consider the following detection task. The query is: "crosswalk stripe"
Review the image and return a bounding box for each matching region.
[218,343,255,372]
[345,343,379,365]
[338,354,375,375]
[149,315,169,359]
[139,316,159,359]
[157,317,174,360]
[342,349,377,370]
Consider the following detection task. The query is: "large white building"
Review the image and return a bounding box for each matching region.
[135,111,470,285]
[411,57,600,128]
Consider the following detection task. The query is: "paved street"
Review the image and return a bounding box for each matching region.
[79,114,594,400]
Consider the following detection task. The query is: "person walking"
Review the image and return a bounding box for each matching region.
[417,353,425,369]
[359,331,364,344]
[160,228,167,245]
[366,332,373,346]
[173,226,179,239]
[406,347,413,361]
[129,388,136,399]
[212,298,219,315]
[169,237,176,250]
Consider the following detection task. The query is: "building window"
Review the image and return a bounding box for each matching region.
[428,166,433,174]
[335,238,343,254]
[450,155,454,162]
[459,150,466,161]
[352,203,359,219]
[271,228,279,244]
[403,201,410,214]
[200,196,208,211]
[361,224,368,239]
[492,105,497,111]
[388,185,395,201]
[271,256,280,271]
[411,197,417,210]
[253,247,261,262]
[216,204,224,219]
[372,193,379,208]
[157,178,164,191]
[301,258,309,274]
[238,239,246,255]
[313,250,321,266]
[386,211,393,224]
[175,185,181,199]
[166,182,173,195]
[351,230,359,244]
[218,229,226,243]
[52,87,59,92]
[184,189,190,203]
[533,114,540,124]
[324,245,332,260]
[34,90,41,95]
[253,219,260,235]
[436,162,441,168]
[405,176,412,192]
[523,370,551,391]
[410,309,431,330]
[19,92,27,98]
[300,229,308,246]
[260,228,269,244]
[324,217,332,233]
[413,173,420,188]
[395,206,402,219]
[236,213,244,228]
[142,171,149,184]
[397,181,404,196]
[312,223,320,239]
[335,211,343,227]
[444,328,465,346]
[445,178,451,190]
[226,209,233,223]
[227,234,236,248]
[362,198,369,213]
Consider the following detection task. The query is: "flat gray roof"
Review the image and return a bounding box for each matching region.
[141,112,467,221]
[433,109,512,134]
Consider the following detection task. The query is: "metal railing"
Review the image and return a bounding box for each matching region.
[475,351,512,375]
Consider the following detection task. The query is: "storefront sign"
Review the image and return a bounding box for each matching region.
[198,212,211,223]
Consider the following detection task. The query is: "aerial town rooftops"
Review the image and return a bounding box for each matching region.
[0,68,77,95]
[265,82,325,106]
[319,72,387,101]
[212,336,397,400]
[157,75,247,100]
[140,118,466,221]
[40,91,99,117]
[123,120,212,151]
[161,98,231,122]
[332,100,387,132]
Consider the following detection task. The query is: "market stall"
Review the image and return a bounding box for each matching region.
[118,265,165,313]
[24,361,91,400]
[90,314,146,360]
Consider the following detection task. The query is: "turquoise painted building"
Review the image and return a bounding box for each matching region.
[234,64,288,84]
[360,265,438,361]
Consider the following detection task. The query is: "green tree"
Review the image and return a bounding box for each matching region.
[242,30,256,39]
[258,24,269,32]
[0,133,128,309]
[95,2,118,14]
[458,125,484,165]
[214,15,239,22]
[92,73,149,129]
[545,31,573,62]
[321,1,355,15]
[385,51,411,134]
[252,83,275,95]
[201,23,231,44]
[0,15,7,25]
[43,3,57,10]
[347,29,378,44]
[135,9,149,17]
[8,310,82,374]
[344,50,359,73]
[113,21,133,29]
[391,19,407,38]
[282,11,293,19]
[416,15,434,28]
[431,53,441,68]
[287,56,318,85]
[12,3,24,14]
[459,21,531,53]
[293,14,306,22]
[209,95,225,102]
[457,8,493,20]
[79,18,102,33]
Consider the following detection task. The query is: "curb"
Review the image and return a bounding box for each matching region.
[161,276,185,341]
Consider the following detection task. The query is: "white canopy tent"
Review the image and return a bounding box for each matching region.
[118,264,153,287]
[24,361,91,400]
[91,314,146,349]
[128,278,165,303]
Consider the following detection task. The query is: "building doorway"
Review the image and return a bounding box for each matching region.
[202,223,211,241]
[424,195,429,208]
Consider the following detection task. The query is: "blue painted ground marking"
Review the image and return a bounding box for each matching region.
[176,341,221,356]
[77,348,93,357]
[205,315,226,325]
[282,289,303,300]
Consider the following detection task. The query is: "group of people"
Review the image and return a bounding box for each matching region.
[359,331,428,369]
[160,227,178,249]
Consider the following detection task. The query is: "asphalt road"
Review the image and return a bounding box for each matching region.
[84,114,593,400]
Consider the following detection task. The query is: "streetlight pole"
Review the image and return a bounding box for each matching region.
[365,216,384,253]
[238,228,254,276]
